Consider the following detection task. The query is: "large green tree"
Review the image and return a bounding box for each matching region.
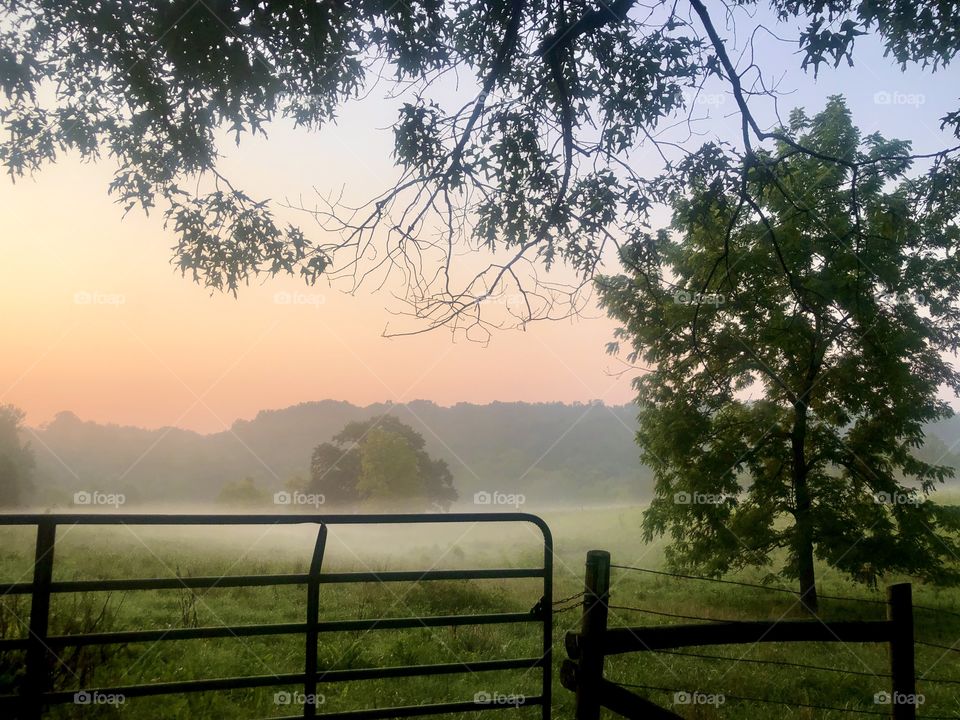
[308,416,457,510]
[598,97,960,611]
[2,1,959,336]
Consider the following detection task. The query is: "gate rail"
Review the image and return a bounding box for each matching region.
[0,513,553,720]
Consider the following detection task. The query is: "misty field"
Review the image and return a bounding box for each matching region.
[1,507,959,719]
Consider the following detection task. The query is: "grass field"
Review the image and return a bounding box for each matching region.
[1,506,959,718]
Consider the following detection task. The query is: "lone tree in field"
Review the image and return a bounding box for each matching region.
[217,476,268,507]
[3,2,960,336]
[598,97,960,612]
[308,416,457,511]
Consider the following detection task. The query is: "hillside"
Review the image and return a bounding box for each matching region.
[28,401,651,507]
[26,401,960,509]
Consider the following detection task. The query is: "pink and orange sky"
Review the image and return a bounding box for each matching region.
[0,105,636,433]
[3,28,957,434]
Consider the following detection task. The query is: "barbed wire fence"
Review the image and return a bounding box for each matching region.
[556,557,960,719]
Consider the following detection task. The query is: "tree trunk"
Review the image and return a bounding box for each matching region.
[791,401,819,614]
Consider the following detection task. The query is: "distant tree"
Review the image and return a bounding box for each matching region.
[0,405,34,507]
[357,428,425,510]
[283,473,309,494]
[309,442,361,505]
[599,97,960,612]
[308,416,457,510]
[217,476,268,507]
[0,455,22,507]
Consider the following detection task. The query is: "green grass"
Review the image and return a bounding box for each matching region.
[0,507,958,718]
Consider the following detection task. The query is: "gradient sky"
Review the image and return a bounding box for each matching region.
[2,11,958,433]
[0,137,636,433]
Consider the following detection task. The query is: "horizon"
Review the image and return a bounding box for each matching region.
[32,396,637,434]
[26,394,960,438]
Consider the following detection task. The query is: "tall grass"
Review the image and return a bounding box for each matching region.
[0,507,957,718]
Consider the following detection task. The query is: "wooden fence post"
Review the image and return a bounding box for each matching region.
[887,583,916,720]
[576,550,610,720]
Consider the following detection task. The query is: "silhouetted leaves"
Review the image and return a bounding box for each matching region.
[4,1,956,329]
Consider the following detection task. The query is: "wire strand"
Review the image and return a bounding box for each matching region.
[612,564,960,622]
[648,647,893,679]
[916,639,960,654]
[608,603,728,624]
[610,563,888,606]
[650,649,960,686]
[913,603,960,621]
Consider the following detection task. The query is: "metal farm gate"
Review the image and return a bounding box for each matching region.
[0,512,553,719]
